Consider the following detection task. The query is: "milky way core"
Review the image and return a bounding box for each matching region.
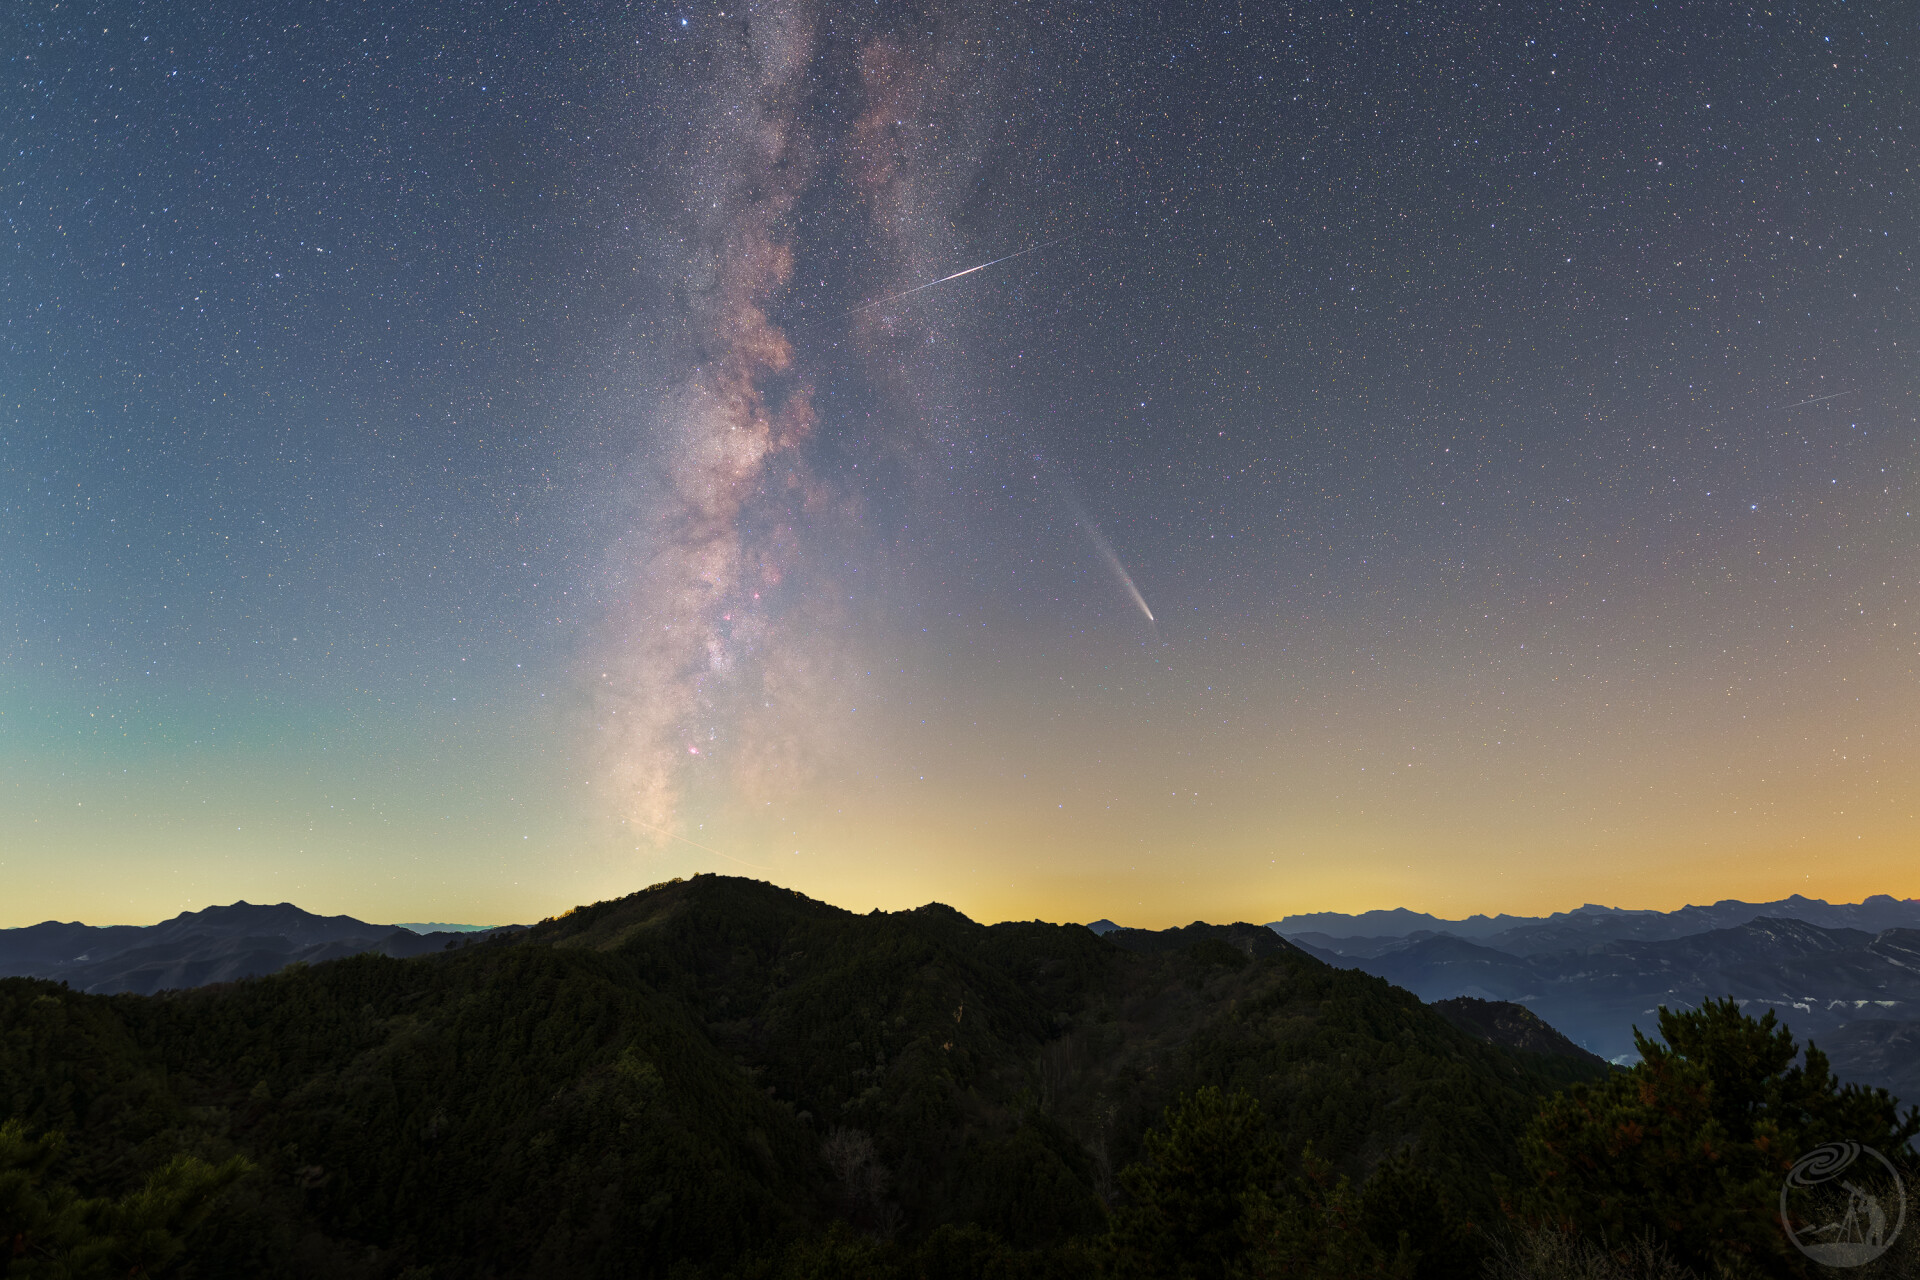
[595,3,830,836]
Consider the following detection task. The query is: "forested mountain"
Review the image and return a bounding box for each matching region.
[5,876,1913,1279]
[1426,998,1608,1067]
[1,875,1606,1278]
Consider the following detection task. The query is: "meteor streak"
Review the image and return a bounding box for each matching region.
[1778,390,1854,410]
[626,817,772,871]
[848,237,1068,313]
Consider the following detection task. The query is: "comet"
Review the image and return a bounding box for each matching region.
[1082,518,1156,623]
[847,237,1068,314]
[1045,470,1155,624]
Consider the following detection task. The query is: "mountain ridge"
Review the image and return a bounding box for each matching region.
[1286,915,1920,1099]
[0,901,524,995]
[1268,893,1920,950]
[0,874,1619,1276]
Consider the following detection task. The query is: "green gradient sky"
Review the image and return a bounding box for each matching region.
[11,534,1913,929]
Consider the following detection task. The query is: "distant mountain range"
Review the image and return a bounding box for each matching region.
[0,902,522,995]
[1256,896,1920,1103]
[1268,894,1920,951]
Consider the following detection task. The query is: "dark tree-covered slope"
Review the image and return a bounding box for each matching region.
[2,875,1610,1278]
[1429,997,1609,1067]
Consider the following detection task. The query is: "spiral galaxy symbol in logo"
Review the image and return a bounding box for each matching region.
[1780,1142,1906,1267]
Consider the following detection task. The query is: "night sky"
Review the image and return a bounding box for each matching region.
[5,0,1916,928]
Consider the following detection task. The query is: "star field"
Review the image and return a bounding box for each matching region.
[3,0,1915,927]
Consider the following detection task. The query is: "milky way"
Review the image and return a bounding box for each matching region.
[594,2,824,836]
[591,1,1039,839]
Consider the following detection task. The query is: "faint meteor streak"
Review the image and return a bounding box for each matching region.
[626,817,772,872]
[1778,390,1854,410]
[847,237,1068,313]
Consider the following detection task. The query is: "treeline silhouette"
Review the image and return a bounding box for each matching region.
[1,875,1913,1278]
